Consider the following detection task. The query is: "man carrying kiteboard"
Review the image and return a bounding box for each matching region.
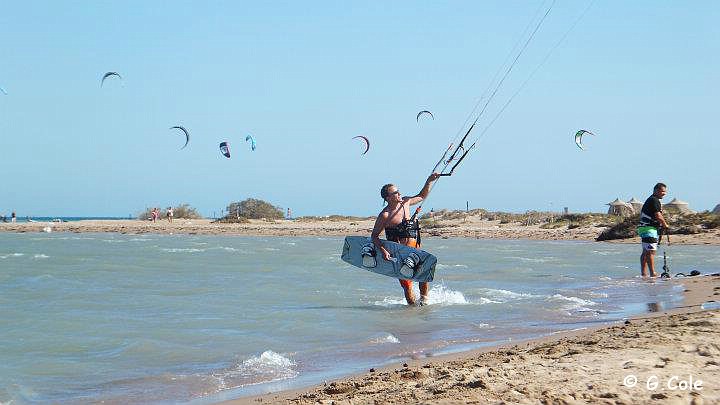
[371,173,441,306]
[637,182,670,278]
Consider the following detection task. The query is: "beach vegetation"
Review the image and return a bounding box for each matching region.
[596,217,637,241]
[596,211,720,241]
[224,198,284,220]
[136,204,202,220]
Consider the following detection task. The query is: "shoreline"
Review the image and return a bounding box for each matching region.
[2,219,719,245]
[223,275,720,404]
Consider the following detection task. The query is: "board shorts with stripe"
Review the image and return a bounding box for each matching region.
[637,226,658,251]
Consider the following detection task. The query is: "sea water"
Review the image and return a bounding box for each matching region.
[1,233,717,404]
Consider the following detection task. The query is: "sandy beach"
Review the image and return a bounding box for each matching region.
[2,216,719,245]
[228,275,720,405]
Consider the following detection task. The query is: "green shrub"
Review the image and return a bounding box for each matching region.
[225,198,284,220]
[596,217,638,241]
[137,204,202,220]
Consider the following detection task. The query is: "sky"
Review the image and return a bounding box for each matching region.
[1,1,718,218]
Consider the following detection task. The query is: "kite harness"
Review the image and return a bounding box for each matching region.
[385,217,422,245]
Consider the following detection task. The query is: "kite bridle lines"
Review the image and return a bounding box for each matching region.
[412,0,595,220]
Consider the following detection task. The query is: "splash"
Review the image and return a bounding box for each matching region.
[425,284,470,305]
[214,350,298,390]
[369,334,400,344]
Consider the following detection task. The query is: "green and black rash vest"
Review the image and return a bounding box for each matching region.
[637,196,662,243]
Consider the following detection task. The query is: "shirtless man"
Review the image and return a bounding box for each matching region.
[371,173,441,305]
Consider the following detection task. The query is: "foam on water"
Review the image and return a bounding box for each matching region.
[436,263,469,269]
[0,253,24,259]
[215,351,298,389]
[479,288,539,302]
[101,239,126,243]
[546,294,598,313]
[425,284,470,305]
[31,254,49,259]
[162,248,206,253]
[369,334,400,344]
[505,256,559,263]
[372,284,471,307]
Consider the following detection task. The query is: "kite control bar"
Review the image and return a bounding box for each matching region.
[439,142,475,177]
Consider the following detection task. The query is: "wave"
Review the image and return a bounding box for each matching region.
[505,256,559,263]
[478,288,539,302]
[369,334,400,344]
[0,253,24,259]
[214,350,298,389]
[202,246,240,252]
[436,263,469,269]
[591,250,622,256]
[161,248,206,253]
[373,284,472,307]
[546,294,597,313]
[32,254,50,259]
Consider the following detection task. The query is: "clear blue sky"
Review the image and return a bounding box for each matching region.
[1,1,717,217]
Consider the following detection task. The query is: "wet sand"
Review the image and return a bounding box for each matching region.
[227,275,720,405]
[2,218,719,245]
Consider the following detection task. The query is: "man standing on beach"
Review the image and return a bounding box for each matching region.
[637,183,669,277]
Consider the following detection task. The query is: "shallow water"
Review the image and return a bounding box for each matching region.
[0,233,717,404]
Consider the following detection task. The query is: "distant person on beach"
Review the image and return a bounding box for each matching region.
[371,173,441,306]
[151,208,158,222]
[637,182,669,277]
[287,208,292,219]
[167,207,173,223]
[11,211,16,223]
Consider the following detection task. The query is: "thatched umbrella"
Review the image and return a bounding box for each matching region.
[663,198,693,214]
[627,197,643,213]
[607,198,634,216]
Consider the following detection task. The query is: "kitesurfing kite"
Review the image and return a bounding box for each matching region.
[574,129,595,150]
[416,110,434,122]
[245,135,256,151]
[100,72,122,87]
[352,135,370,155]
[170,126,190,149]
[219,141,231,158]
[0,86,7,95]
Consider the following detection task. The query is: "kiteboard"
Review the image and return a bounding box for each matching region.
[341,236,437,282]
